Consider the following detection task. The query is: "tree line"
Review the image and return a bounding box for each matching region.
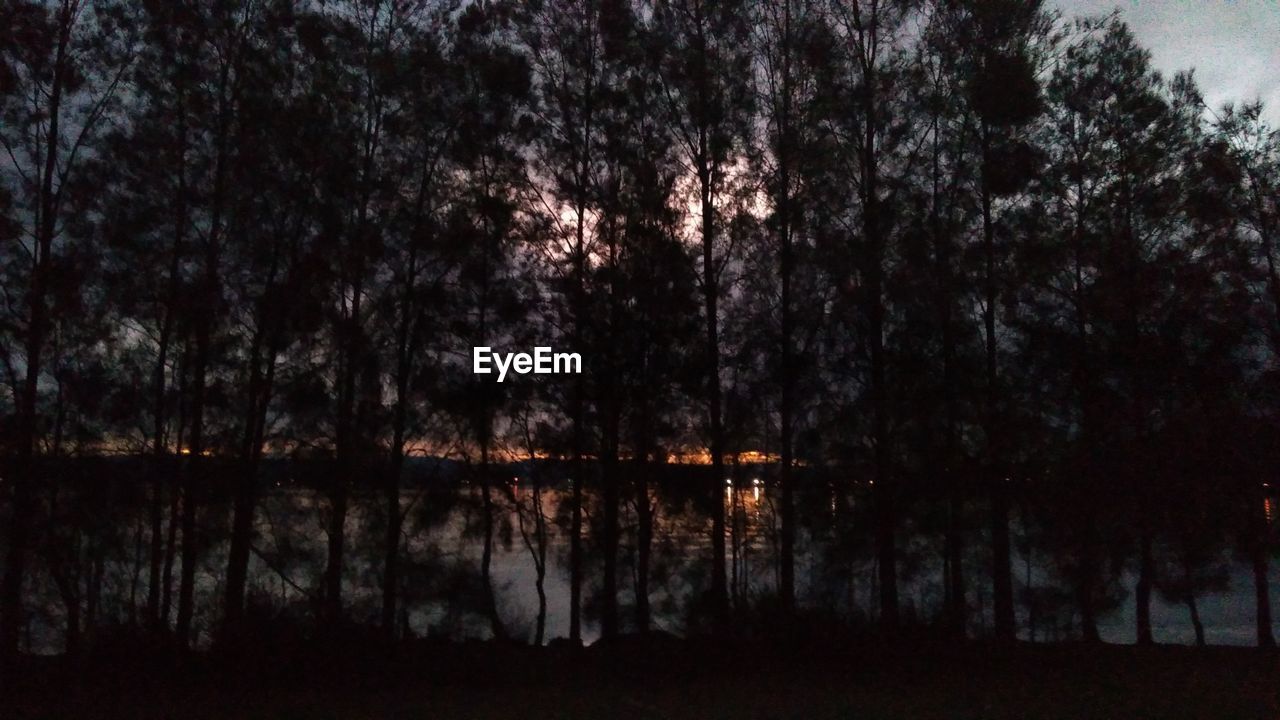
[2,0,1279,658]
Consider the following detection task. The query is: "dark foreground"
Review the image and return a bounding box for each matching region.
[5,634,1278,719]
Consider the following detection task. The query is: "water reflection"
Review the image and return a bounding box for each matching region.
[12,465,1280,653]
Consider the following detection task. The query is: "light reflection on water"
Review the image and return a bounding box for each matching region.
[16,482,1279,653]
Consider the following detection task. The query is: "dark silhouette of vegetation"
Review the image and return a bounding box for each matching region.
[2,1,1280,699]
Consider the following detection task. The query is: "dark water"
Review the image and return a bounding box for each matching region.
[12,462,1275,653]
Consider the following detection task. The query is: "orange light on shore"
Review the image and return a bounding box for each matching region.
[661,449,783,465]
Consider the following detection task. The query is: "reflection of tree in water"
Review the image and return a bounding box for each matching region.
[8,459,1279,655]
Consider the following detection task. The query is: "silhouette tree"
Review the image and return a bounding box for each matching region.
[520,0,615,642]
[0,0,139,659]
[827,0,921,631]
[371,2,459,640]
[750,0,831,616]
[650,0,754,632]
[441,1,535,640]
[946,0,1049,643]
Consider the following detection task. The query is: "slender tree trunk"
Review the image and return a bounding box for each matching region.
[224,243,284,637]
[179,236,217,649]
[161,462,181,628]
[865,82,898,634]
[1078,540,1100,643]
[531,479,548,645]
[147,459,166,628]
[1135,530,1154,645]
[473,194,505,643]
[1078,582,1099,642]
[383,150,436,639]
[635,455,653,633]
[930,108,965,637]
[382,438,406,638]
[327,18,384,622]
[176,394,202,648]
[1025,538,1036,642]
[1187,593,1205,647]
[569,414,584,643]
[326,281,361,627]
[324,474,349,624]
[149,87,189,629]
[1181,558,1205,647]
[775,0,797,617]
[130,514,144,624]
[567,192,588,644]
[700,156,729,631]
[601,208,625,639]
[162,350,188,629]
[177,311,211,649]
[178,44,239,648]
[326,259,364,626]
[1251,485,1275,648]
[981,128,1014,642]
[515,415,549,645]
[478,444,505,641]
[1068,164,1101,646]
[223,358,262,636]
[56,568,81,657]
[601,429,620,639]
[0,4,72,661]
[382,241,420,637]
[85,545,105,644]
[1250,181,1279,649]
[990,481,1014,640]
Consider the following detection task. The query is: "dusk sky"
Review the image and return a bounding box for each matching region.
[1050,0,1280,122]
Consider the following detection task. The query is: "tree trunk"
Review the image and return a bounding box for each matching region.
[532,479,548,645]
[1182,558,1205,647]
[700,158,729,631]
[635,458,653,633]
[569,418,584,644]
[224,243,284,638]
[326,264,363,626]
[1251,488,1274,648]
[324,475,349,625]
[932,106,964,638]
[1135,530,1154,645]
[1078,545,1100,643]
[776,0,797,617]
[980,128,1015,643]
[382,446,405,639]
[149,87,189,629]
[162,352,189,629]
[478,449,505,641]
[568,209,588,645]
[601,213,622,639]
[161,462,181,628]
[601,433,620,639]
[1079,585,1100,642]
[0,4,73,661]
[176,327,208,650]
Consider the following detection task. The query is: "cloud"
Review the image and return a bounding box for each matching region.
[1048,0,1280,123]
